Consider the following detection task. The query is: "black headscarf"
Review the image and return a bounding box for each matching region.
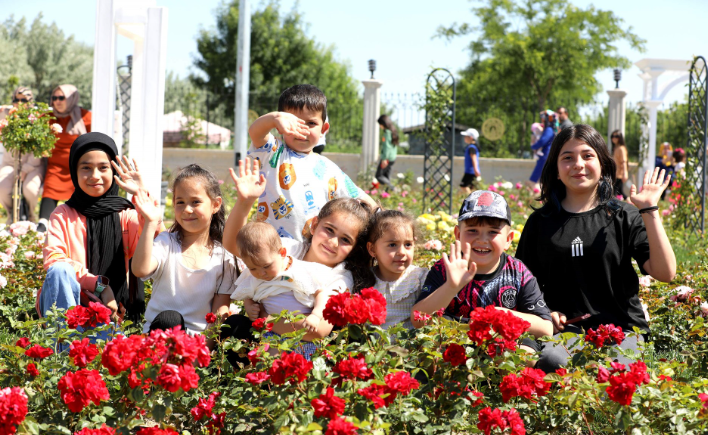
[65,132,137,315]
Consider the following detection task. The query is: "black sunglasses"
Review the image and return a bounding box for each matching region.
[51,96,66,101]
[12,98,30,103]
[611,135,620,138]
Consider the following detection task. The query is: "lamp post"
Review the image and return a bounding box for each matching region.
[368,59,376,79]
[614,68,622,89]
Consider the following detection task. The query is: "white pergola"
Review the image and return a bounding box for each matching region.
[635,58,691,180]
[91,0,168,199]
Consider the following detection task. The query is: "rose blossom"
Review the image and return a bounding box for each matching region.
[311,387,346,419]
[443,343,467,366]
[58,369,110,413]
[74,424,116,435]
[0,387,28,434]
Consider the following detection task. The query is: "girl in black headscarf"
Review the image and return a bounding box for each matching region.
[38,132,161,325]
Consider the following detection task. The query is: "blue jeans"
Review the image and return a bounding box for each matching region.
[39,262,113,348]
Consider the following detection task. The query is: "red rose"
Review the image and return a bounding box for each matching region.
[503,408,526,435]
[658,374,672,382]
[74,424,116,435]
[469,390,484,407]
[360,288,387,325]
[345,297,370,324]
[178,364,200,392]
[156,364,182,393]
[101,334,142,375]
[699,393,708,409]
[190,392,220,421]
[491,310,530,342]
[268,352,313,385]
[206,412,226,433]
[25,345,53,359]
[596,366,610,383]
[0,387,28,435]
[311,387,346,419]
[413,310,432,323]
[87,302,112,326]
[26,363,39,377]
[58,369,110,413]
[251,317,273,331]
[555,368,568,376]
[15,337,30,348]
[443,343,467,366]
[66,306,92,329]
[357,383,390,409]
[247,344,269,365]
[604,361,650,406]
[384,371,419,396]
[585,324,625,348]
[500,368,550,402]
[332,356,373,381]
[245,372,271,385]
[325,416,357,435]
[477,407,506,434]
[136,429,179,435]
[205,312,217,324]
[69,338,99,368]
[322,293,350,327]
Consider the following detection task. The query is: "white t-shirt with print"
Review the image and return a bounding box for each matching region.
[247,134,364,241]
[280,238,354,293]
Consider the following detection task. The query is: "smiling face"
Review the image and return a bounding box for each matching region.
[557,138,602,197]
[305,212,360,267]
[455,218,513,274]
[282,107,329,154]
[243,247,287,281]
[173,177,222,237]
[77,150,113,197]
[367,225,415,281]
[52,88,66,113]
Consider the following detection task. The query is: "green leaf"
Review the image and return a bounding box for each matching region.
[152,404,167,422]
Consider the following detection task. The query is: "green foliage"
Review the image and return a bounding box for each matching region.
[0,103,59,159]
[0,14,93,106]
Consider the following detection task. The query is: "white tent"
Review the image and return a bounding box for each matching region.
[163,110,232,150]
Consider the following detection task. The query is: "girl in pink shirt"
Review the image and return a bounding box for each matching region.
[40,132,157,326]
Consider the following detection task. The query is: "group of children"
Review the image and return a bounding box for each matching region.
[39,84,676,373]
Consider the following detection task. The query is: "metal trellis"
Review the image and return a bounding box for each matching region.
[686,56,708,234]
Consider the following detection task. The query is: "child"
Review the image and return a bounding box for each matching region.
[516,124,676,371]
[375,114,399,192]
[364,210,427,329]
[232,221,337,334]
[132,164,239,334]
[411,190,553,354]
[611,130,629,199]
[673,148,686,174]
[459,128,481,194]
[527,110,557,190]
[40,132,159,326]
[530,122,544,160]
[247,84,376,241]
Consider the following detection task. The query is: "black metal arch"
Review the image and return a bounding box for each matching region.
[423,68,456,215]
[686,56,708,233]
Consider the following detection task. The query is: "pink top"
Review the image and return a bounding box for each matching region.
[39,199,162,313]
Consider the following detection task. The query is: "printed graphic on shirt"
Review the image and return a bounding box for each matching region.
[256,202,269,221]
[344,175,360,198]
[327,177,338,201]
[499,286,518,308]
[269,143,284,168]
[572,237,584,257]
[303,190,319,215]
[279,163,297,190]
[313,159,327,180]
[270,195,294,220]
[277,226,295,239]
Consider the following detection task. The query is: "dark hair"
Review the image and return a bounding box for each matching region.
[459,216,509,229]
[169,164,226,245]
[278,84,327,123]
[304,198,375,292]
[537,124,618,214]
[611,129,625,149]
[674,148,685,163]
[557,106,568,115]
[377,114,400,145]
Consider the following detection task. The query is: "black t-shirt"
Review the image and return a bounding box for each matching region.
[416,253,551,321]
[515,202,651,332]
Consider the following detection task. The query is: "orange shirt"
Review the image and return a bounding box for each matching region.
[43,109,92,200]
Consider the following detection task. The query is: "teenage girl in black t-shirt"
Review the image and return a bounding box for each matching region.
[516,124,676,371]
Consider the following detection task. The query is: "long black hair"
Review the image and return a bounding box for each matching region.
[537,124,618,214]
[169,164,226,245]
[377,114,399,145]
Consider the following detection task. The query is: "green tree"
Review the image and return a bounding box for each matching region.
[0,14,93,107]
[438,0,645,157]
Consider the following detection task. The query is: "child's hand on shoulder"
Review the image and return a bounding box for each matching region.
[630,167,671,209]
[273,112,310,140]
[229,157,267,201]
[442,240,477,289]
[133,189,161,224]
[304,313,321,333]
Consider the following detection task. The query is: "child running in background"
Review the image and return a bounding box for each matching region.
[459,128,481,194]
[220,158,374,366]
[363,210,427,329]
[132,164,239,334]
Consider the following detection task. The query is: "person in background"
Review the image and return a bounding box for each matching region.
[527,110,557,190]
[611,130,628,199]
[0,87,45,223]
[530,122,544,160]
[673,148,686,175]
[655,142,674,200]
[376,114,399,192]
[38,85,92,232]
[459,128,481,194]
[557,106,573,130]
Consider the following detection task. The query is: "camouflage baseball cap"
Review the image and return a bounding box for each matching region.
[458,190,511,225]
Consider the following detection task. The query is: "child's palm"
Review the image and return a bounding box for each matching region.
[630,167,671,209]
[275,112,309,139]
[442,241,477,288]
[230,158,267,200]
[134,190,160,222]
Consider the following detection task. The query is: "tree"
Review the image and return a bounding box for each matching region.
[438,0,645,157]
[0,14,93,107]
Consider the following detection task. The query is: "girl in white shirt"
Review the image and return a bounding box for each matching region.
[132,164,238,334]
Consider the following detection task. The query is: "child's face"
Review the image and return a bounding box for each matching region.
[557,138,602,196]
[173,178,222,237]
[244,247,287,281]
[283,107,329,153]
[367,226,414,279]
[455,219,513,274]
[77,150,113,198]
[308,212,359,267]
[463,135,475,144]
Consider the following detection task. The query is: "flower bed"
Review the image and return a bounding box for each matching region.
[1,181,708,434]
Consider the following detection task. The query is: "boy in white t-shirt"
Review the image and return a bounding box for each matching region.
[247,84,376,241]
[232,222,335,333]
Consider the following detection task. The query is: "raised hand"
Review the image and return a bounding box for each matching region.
[133,189,161,223]
[229,157,267,202]
[112,156,145,195]
[441,240,478,290]
[630,167,671,209]
[273,112,309,140]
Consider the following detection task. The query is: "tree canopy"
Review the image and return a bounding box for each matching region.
[0,14,93,108]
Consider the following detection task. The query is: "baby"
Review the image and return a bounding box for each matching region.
[232,222,336,332]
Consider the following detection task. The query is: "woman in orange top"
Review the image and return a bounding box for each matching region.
[38,84,91,232]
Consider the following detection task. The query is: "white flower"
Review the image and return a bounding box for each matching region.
[51,123,63,134]
[701,302,708,317]
[501,181,513,190]
[0,275,6,288]
[424,239,443,251]
[417,177,424,184]
[642,303,651,322]
[638,276,652,287]
[444,174,450,182]
[397,173,405,179]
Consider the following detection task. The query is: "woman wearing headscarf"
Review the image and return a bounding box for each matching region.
[39,132,162,328]
[526,110,558,190]
[38,84,92,232]
[0,86,46,222]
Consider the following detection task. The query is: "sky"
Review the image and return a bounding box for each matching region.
[4,0,707,113]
